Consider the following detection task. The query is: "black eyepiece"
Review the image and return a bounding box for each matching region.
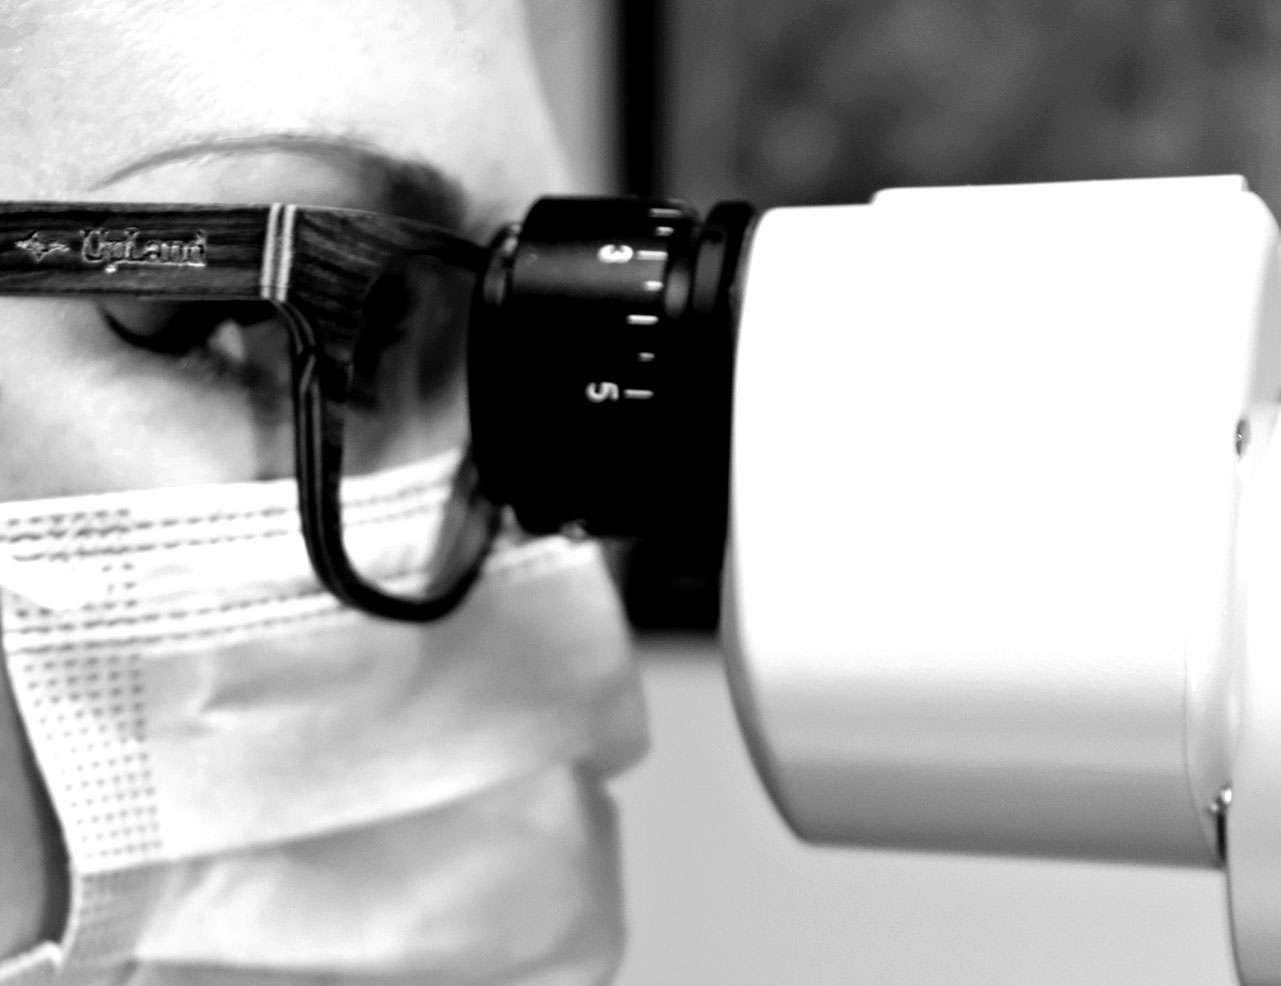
[469,196,756,546]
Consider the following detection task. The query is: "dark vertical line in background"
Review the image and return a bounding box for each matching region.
[619,0,665,196]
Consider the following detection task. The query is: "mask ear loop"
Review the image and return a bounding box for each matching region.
[281,209,499,622]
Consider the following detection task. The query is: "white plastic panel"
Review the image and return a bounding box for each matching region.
[724,177,1281,868]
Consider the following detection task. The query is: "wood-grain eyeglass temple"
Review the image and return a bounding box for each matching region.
[0,202,497,622]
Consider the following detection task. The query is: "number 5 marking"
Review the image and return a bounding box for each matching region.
[586,381,621,402]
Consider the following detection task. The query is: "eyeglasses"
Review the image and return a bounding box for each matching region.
[0,202,495,621]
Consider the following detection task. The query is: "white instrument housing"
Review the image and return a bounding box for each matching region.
[722,175,1281,984]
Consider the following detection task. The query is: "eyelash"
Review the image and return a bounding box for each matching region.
[98,294,414,411]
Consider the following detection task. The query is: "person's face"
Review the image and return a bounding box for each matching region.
[0,0,568,497]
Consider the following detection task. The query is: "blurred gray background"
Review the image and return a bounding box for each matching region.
[528,3,1253,982]
[669,0,1281,212]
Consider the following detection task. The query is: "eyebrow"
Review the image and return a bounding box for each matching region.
[90,134,469,230]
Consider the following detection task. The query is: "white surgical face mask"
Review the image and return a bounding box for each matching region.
[0,449,647,986]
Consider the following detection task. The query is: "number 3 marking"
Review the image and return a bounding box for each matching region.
[586,381,621,402]
[598,244,634,264]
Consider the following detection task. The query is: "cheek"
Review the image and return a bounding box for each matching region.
[0,296,470,499]
[0,299,269,497]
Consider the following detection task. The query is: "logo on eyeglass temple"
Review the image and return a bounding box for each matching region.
[15,232,71,263]
[81,227,208,274]
[15,227,209,273]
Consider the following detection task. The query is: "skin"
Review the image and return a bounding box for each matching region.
[0,0,570,960]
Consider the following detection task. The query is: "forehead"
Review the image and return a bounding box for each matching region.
[0,0,568,225]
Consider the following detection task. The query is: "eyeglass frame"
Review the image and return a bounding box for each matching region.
[0,201,496,622]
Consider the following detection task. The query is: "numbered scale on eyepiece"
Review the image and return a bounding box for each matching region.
[469,197,756,544]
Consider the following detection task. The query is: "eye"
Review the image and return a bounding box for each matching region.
[99,300,277,356]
